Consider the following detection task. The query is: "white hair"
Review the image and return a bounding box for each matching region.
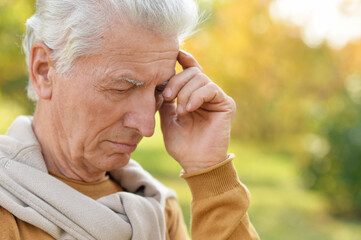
[23,0,201,101]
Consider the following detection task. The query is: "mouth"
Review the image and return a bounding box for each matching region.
[107,140,138,154]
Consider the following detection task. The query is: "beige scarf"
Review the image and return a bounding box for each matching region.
[0,116,175,240]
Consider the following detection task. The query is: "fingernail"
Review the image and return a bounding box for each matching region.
[177,105,184,114]
[186,103,191,111]
[163,88,172,98]
[180,50,189,55]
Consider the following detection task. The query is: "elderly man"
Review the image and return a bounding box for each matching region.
[0,0,259,239]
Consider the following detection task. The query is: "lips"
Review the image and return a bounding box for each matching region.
[107,141,138,154]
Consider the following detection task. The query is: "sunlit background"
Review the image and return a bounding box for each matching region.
[1,0,361,239]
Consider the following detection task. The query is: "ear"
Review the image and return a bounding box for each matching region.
[29,42,54,100]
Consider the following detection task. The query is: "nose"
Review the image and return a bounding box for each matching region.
[123,91,156,137]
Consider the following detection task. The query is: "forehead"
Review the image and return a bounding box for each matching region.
[72,21,180,85]
[99,21,179,71]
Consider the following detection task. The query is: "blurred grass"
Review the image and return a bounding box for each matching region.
[132,115,361,240]
[1,104,361,239]
[1,0,361,238]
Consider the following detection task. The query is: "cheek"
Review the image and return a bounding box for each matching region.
[57,86,112,134]
[82,94,118,123]
[80,90,134,134]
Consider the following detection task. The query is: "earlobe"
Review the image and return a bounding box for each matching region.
[29,42,54,100]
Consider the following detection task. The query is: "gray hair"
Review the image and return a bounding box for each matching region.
[23,0,201,101]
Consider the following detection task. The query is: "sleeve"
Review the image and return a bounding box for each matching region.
[181,155,260,240]
[164,198,191,240]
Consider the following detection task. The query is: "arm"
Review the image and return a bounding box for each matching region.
[164,198,190,240]
[159,50,259,239]
[163,157,260,240]
[182,156,259,240]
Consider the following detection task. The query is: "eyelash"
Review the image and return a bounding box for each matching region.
[114,84,166,94]
[115,86,136,93]
[115,89,130,93]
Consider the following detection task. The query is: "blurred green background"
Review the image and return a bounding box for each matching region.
[1,0,361,239]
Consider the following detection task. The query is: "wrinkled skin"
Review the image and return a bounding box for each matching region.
[30,21,236,182]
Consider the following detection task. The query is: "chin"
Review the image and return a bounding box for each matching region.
[101,153,131,171]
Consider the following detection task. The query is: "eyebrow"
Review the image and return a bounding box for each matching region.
[116,77,169,88]
[117,77,145,87]
[160,80,169,86]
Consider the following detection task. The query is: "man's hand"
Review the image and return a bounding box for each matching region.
[159,50,236,173]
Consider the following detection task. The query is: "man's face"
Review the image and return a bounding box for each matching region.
[49,22,179,176]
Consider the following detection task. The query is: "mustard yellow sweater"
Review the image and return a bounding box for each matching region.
[0,159,259,239]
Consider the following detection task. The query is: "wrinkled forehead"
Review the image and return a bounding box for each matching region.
[100,20,180,61]
[68,20,180,84]
[68,21,180,86]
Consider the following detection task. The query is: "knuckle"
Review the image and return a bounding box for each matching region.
[190,66,202,74]
[169,77,183,89]
[207,82,219,91]
[168,78,186,93]
[228,96,237,112]
[188,91,197,103]
[195,73,211,85]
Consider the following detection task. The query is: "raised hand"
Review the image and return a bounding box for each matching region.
[159,50,236,173]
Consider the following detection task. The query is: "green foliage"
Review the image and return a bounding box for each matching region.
[136,132,361,239]
[1,0,361,233]
[183,0,361,219]
[301,85,361,218]
[0,93,27,134]
[185,0,344,143]
[0,0,35,113]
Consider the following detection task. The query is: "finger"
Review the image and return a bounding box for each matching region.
[155,93,164,111]
[177,50,203,71]
[185,83,227,112]
[159,101,177,131]
[175,73,210,115]
[162,66,201,101]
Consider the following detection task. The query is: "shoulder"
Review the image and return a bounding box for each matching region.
[164,197,190,240]
[0,206,54,239]
[0,206,21,239]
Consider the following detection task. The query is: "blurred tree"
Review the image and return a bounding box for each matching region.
[184,0,361,218]
[185,0,342,144]
[298,23,361,220]
[0,0,35,113]
[300,87,361,218]
[1,0,361,218]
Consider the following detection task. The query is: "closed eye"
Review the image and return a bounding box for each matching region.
[155,80,169,94]
[110,77,142,94]
[155,85,166,93]
[114,86,135,93]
